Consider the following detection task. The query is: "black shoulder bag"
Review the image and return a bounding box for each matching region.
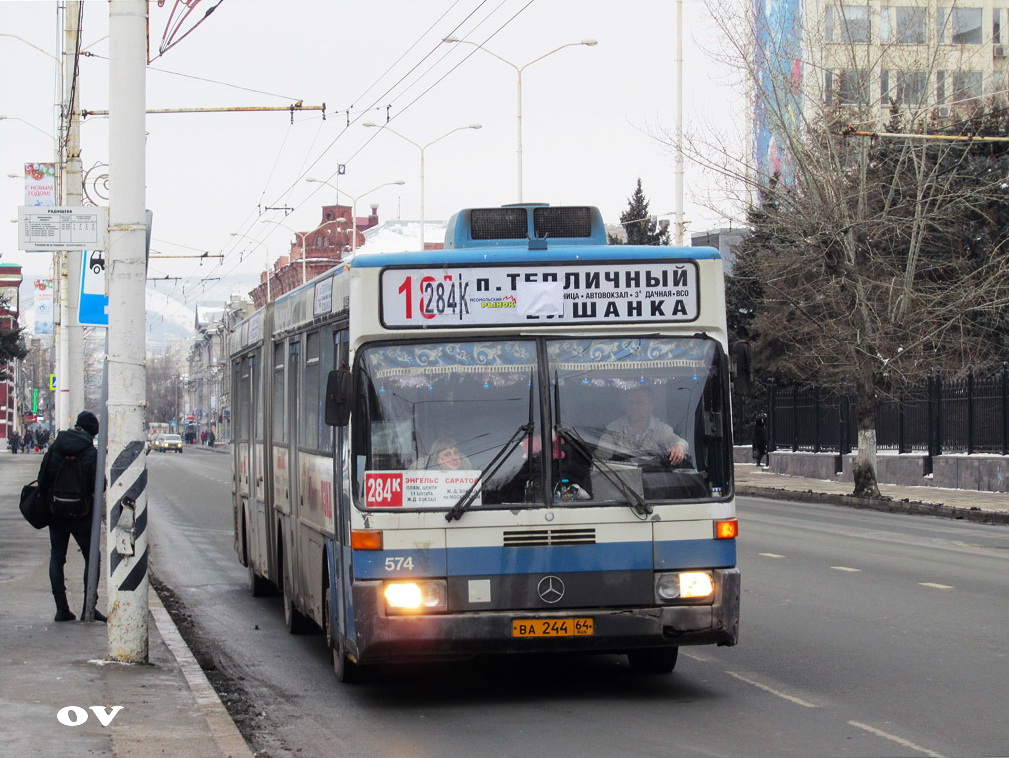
[19,481,50,529]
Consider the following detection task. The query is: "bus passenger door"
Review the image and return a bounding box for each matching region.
[286,340,303,604]
[329,329,352,643]
[248,350,271,579]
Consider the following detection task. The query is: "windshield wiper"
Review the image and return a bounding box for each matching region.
[555,425,652,517]
[445,422,533,522]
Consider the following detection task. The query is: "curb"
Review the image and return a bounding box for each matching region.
[736,485,1009,526]
[149,590,255,758]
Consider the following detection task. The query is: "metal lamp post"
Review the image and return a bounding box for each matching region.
[0,114,54,139]
[259,219,331,285]
[304,179,406,255]
[360,123,481,249]
[441,37,596,202]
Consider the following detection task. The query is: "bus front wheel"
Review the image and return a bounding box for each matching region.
[333,641,370,684]
[627,647,679,674]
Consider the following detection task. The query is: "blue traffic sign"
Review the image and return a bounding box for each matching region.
[79,249,109,326]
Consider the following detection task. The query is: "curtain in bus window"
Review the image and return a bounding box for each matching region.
[301,332,320,449]
[237,360,249,441]
[355,341,541,508]
[252,349,263,441]
[273,342,286,444]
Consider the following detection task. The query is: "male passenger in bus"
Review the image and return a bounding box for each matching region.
[597,386,689,466]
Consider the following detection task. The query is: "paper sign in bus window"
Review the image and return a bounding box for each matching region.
[364,471,482,509]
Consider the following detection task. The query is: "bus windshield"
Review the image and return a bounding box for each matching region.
[354,337,730,511]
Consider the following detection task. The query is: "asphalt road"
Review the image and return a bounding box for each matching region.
[147,448,1009,758]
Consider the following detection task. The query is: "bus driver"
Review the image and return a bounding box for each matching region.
[598,386,688,465]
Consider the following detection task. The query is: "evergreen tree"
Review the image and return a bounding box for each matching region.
[0,292,27,381]
[610,178,670,245]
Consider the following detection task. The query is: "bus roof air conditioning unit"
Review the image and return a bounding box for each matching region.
[443,205,607,249]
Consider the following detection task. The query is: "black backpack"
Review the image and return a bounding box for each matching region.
[49,453,92,520]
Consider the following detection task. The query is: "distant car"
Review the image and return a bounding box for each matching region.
[155,433,183,453]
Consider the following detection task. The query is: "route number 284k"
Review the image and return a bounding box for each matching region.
[397,275,470,320]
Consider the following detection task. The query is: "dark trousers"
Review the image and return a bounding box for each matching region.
[49,518,96,597]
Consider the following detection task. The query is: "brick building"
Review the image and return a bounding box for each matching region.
[249,204,381,308]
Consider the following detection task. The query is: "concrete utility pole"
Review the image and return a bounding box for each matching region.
[64,1,85,420]
[674,0,685,245]
[106,0,149,663]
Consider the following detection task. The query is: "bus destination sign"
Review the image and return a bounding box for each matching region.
[380,262,699,328]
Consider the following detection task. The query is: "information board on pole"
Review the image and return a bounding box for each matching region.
[18,206,107,252]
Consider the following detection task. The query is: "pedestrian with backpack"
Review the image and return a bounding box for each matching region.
[36,411,105,623]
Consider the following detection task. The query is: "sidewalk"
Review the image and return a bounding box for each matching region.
[0,450,253,758]
[735,461,1009,524]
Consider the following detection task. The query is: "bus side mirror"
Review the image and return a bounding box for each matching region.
[325,369,352,427]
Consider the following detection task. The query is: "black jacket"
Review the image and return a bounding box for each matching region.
[752,420,768,453]
[37,428,98,520]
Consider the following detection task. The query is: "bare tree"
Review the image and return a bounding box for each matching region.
[146,352,182,426]
[677,0,1009,496]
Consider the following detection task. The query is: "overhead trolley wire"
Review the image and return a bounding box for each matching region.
[150,0,539,330]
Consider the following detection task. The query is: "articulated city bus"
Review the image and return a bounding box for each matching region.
[229,204,739,682]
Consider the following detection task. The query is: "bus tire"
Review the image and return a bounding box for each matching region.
[244,517,273,597]
[333,641,369,684]
[627,647,679,674]
[283,590,312,634]
[247,561,273,597]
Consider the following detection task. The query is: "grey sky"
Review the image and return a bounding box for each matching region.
[1,0,738,293]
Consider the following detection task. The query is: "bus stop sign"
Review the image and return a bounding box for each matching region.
[79,250,109,326]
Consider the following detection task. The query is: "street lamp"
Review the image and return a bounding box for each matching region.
[230,232,271,302]
[442,37,596,202]
[361,123,481,249]
[259,219,330,285]
[0,115,55,140]
[304,179,406,255]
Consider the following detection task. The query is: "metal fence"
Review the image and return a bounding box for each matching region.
[731,365,1009,456]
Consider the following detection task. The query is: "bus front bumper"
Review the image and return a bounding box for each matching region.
[349,568,739,664]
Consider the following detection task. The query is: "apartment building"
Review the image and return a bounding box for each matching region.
[755,0,1006,179]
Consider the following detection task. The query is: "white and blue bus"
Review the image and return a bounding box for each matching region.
[230,204,739,682]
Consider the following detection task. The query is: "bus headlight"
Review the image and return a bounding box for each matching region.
[384,580,448,614]
[655,571,715,603]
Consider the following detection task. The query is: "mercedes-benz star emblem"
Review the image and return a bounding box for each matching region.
[537,575,565,604]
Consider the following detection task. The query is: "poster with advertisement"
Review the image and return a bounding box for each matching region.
[34,278,54,335]
[23,163,57,207]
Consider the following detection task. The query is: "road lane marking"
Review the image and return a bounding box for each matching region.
[919,582,954,589]
[680,650,712,662]
[725,671,819,708]
[831,566,861,572]
[848,721,946,758]
[758,553,786,558]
